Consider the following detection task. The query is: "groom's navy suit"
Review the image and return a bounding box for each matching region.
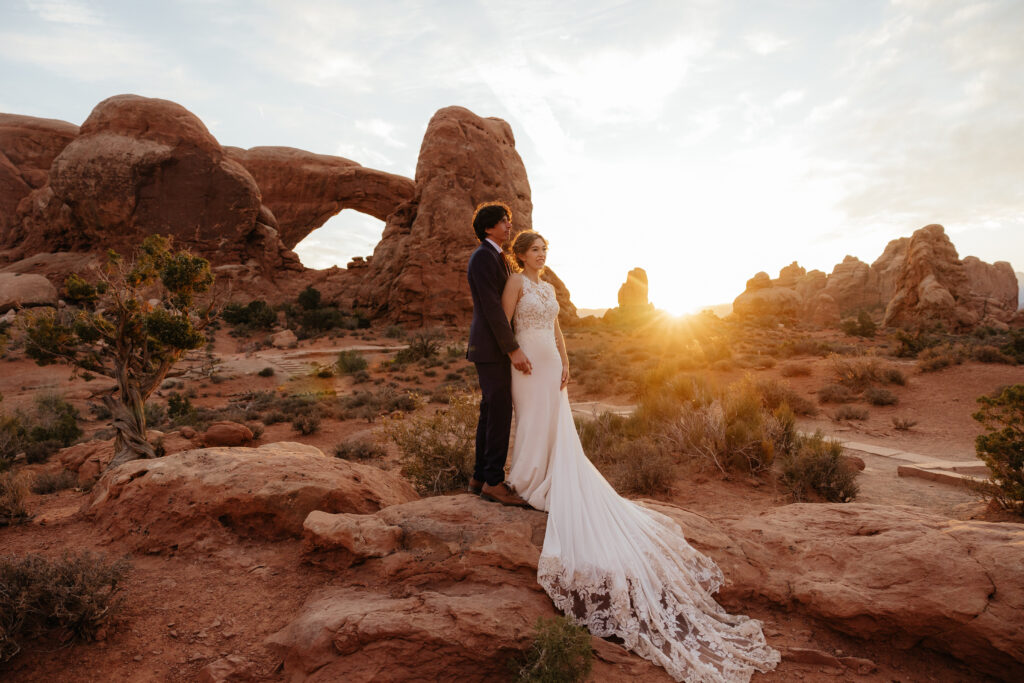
[467,240,519,486]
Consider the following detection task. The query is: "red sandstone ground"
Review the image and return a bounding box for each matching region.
[1,321,1018,682]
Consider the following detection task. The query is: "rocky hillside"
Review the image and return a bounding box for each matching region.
[733,224,1019,330]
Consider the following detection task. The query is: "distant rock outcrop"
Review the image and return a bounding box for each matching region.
[0,113,78,236]
[732,224,1018,330]
[618,267,650,308]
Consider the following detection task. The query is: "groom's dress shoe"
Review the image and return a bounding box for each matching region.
[468,477,484,495]
[481,482,530,508]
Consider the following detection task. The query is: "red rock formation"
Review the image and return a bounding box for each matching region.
[963,255,1018,325]
[773,261,805,289]
[732,270,801,319]
[81,442,419,553]
[322,105,575,326]
[870,236,909,303]
[617,267,650,307]
[2,95,302,279]
[224,146,415,249]
[822,255,882,314]
[883,224,977,329]
[0,113,78,236]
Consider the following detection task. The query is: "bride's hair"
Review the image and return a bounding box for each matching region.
[511,230,547,271]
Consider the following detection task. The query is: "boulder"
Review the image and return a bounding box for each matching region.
[718,504,1024,680]
[224,146,415,249]
[963,256,1018,322]
[617,267,650,308]
[271,495,666,682]
[732,285,802,319]
[81,442,419,552]
[0,272,57,311]
[883,224,977,330]
[202,421,254,447]
[270,329,297,348]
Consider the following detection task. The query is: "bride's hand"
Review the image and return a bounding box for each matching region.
[560,365,570,390]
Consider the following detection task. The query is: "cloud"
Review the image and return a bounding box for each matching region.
[354,118,407,149]
[744,31,788,55]
[26,0,102,25]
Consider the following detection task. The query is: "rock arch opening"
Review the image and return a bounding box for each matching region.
[292,210,385,270]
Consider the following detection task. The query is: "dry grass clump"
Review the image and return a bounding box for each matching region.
[829,354,904,391]
[834,405,869,421]
[777,433,859,502]
[383,391,475,494]
[0,472,30,525]
[917,344,968,372]
[971,345,1014,364]
[779,361,812,377]
[0,552,130,663]
[817,383,855,404]
[749,377,817,416]
[332,438,387,460]
[606,438,675,496]
[891,416,918,431]
[864,387,899,406]
[31,470,79,495]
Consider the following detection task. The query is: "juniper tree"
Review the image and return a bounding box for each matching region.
[22,235,214,468]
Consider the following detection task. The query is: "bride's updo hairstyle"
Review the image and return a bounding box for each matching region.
[511,230,547,272]
[472,201,512,241]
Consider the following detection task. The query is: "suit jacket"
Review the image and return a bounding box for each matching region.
[467,241,519,362]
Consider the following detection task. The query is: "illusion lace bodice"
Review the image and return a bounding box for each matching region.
[513,276,558,337]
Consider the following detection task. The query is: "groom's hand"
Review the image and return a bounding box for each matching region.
[510,348,532,375]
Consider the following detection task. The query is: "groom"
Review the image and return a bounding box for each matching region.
[466,201,532,507]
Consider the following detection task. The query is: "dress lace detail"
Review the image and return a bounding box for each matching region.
[506,274,780,682]
[513,276,559,337]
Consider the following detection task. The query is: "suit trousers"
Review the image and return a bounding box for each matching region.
[473,360,513,486]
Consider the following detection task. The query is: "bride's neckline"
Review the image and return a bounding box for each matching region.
[523,273,542,285]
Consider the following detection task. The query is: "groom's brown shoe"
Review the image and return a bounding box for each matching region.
[480,482,530,508]
[468,477,484,495]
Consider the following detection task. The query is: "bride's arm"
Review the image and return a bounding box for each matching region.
[502,274,523,325]
[555,318,570,389]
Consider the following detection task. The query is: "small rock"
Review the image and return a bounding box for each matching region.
[270,329,297,348]
[180,426,197,439]
[133,655,143,662]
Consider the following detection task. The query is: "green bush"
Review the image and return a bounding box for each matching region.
[840,310,877,338]
[27,394,82,448]
[395,327,445,363]
[777,432,859,502]
[257,366,275,377]
[917,344,966,372]
[297,286,322,310]
[0,552,130,662]
[1,472,30,525]
[383,391,474,494]
[336,350,369,375]
[972,345,1014,364]
[333,439,387,460]
[973,384,1024,514]
[221,300,276,330]
[515,616,593,683]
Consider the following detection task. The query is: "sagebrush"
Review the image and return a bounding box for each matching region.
[383,391,475,494]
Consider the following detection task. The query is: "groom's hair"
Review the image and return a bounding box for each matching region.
[472,202,511,241]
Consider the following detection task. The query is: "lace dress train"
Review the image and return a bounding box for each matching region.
[507,276,779,683]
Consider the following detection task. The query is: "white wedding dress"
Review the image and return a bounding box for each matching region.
[507,276,780,683]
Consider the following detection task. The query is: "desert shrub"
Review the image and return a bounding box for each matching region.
[777,337,834,358]
[1000,330,1024,364]
[917,344,966,372]
[257,366,275,377]
[333,439,387,460]
[779,361,812,377]
[972,345,1014,364]
[27,394,82,448]
[297,285,322,310]
[839,310,877,338]
[23,440,62,464]
[31,470,78,495]
[864,387,898,406]
[817,383,854,404]
[315,366,334,378]
[221,300,276,330]
[892,416,918,430]
[609,439,675,496]
[0,415,24,471]
[972,385,1024,514]
[829,355,888,391]
[777,432,859,502]
[144,400,168,428]
[383,391,475,494]
[881,367,907,385]
[0,552,130,662]
[0,472,30,525]
[340,387,418,421]
[167,393,199,426]
[514,616,593,683]
[291,413,321,435]
[892,329,940,358]
[834,405,869,421]
[89,402,113,420]
[395,327,446,364]
[385,325,405,339]
[748,377,817,416]
[336,350,369,375]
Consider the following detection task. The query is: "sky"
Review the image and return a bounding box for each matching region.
[1,0,1022,314]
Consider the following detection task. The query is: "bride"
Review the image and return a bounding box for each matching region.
[500,230,780,682]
